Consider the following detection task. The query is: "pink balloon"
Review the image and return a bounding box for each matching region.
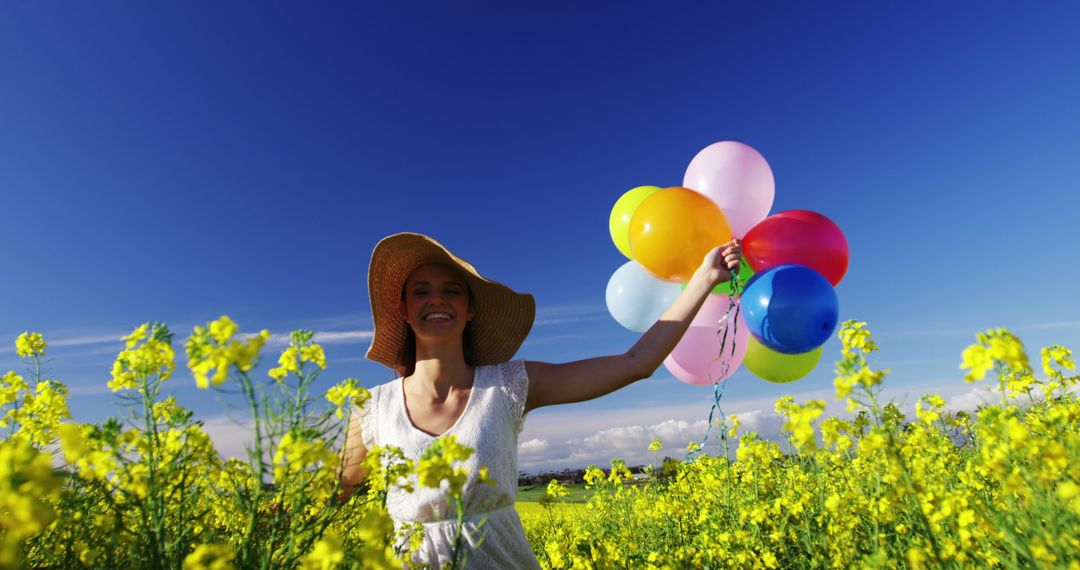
[664,296,750,386]
[683,141,775,238]
[662,353,698,384]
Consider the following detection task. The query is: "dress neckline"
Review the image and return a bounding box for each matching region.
[398,366,479,439]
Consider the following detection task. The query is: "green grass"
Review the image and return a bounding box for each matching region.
[515,483,593,524]
[516,483,592,503]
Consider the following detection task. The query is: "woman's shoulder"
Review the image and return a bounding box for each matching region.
[485,360,528,397]
[485,359,526,380]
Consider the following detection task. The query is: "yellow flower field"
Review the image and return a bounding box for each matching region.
[521,322,1080,569]
[1,318,1077,568]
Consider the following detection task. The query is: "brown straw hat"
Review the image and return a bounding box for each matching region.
[365,232,535,371]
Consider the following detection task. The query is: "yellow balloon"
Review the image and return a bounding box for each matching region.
[744,337,823,383]
[609,186,661,259]
[628,187,732,282]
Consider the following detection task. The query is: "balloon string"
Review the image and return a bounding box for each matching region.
[685,261,743,463]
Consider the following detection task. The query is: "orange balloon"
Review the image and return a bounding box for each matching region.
[628,187,732,282]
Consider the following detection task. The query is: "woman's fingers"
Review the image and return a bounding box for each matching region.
[722,239,742,270]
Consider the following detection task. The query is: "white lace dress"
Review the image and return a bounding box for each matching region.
[356,360,541,569]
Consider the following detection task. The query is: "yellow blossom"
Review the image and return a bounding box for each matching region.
[416,435,475,495]
[962,328,1030,382]
[838,321,877,357]
[109,323,176,391]
[300,532,344,570]
[272,431,338,485]
[301,344,327,369]
[547,479,570,499]
[185,317,269,389]
[0,438,62,566]
[1042,344,1075,379]
[183,543,235,570]
[325,378,369,419]
[15,332,47,358]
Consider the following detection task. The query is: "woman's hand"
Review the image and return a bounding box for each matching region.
[697,239,742,287]
[524,238,744,412]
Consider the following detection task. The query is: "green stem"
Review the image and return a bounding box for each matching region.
[141,375,167,567]
[236,369,268,568]
[864,384,942,563]
[450,494,467,569]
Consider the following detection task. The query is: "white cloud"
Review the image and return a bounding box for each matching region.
[518,438,550,455]
[199,415,255,461]
[730,408,786,440]
[533,304,609,327]
[518,415,745,473]
[314,331,375,343]
[1016,320,1080,331]
[48,333,127,347]
[66,383,116,397]
[254,330,375,348]
[0,325,375,356]
[0,332,126,354]
[946,385,1001,412]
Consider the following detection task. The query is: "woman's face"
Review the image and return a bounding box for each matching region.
[400,263,475,341]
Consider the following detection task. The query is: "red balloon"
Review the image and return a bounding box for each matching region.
[743,210,849,286]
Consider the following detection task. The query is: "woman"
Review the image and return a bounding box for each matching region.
[340,232,741,568]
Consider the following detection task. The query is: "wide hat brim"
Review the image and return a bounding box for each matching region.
[365,233,535,371]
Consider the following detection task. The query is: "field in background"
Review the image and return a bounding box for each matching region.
[516,483,592,524]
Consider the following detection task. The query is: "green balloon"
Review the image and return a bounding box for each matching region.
[744,337,823,383]
[609,186,661,259]
[679,261,755,296]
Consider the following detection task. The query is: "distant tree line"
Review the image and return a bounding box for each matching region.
[517,457,683,486]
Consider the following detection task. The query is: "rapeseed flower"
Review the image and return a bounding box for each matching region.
[325,377,369,419]
[14,332,46,358]
[185,316,269,389]
[183,543,235,570]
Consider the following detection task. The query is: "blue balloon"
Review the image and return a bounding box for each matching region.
[742,264,838,354]
[606,261,682,332]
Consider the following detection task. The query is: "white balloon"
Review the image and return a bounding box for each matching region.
[605,261,682,332]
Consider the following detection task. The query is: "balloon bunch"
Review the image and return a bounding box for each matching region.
[606,141,849,385]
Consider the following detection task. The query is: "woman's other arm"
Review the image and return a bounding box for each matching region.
[524,240,741,413]
[337,409,371,502]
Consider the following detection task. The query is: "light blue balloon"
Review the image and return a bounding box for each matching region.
[606,261,682,332]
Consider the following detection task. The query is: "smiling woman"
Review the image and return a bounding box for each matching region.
[339,232,740,568]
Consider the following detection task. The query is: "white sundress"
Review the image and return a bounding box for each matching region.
[356,359,542,569]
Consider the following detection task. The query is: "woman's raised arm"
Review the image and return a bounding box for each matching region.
[524,240,741,413]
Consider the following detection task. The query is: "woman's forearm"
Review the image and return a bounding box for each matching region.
[623,265,725,378]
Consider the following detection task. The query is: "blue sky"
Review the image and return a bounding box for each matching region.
[2,2,1078,472]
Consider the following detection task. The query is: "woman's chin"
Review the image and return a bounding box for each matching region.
[414,322,465,339]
